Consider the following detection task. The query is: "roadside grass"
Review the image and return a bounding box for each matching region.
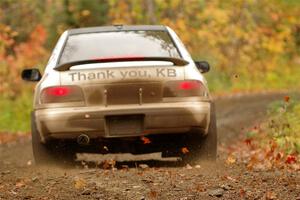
[265,95,300,154]
[225,95,300,171]
[245,95,300,154]
[0,92,32,133]
[205,65,300,94]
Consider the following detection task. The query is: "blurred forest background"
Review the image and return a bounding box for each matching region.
[0,0,300,132]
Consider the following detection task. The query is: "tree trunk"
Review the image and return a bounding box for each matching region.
[145,0,157,24]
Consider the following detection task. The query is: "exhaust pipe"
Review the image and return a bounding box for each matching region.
[77,134,90,145]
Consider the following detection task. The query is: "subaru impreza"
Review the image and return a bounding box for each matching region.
[22,25,217,164]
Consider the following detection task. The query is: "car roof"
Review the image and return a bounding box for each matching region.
[68,25,168,35]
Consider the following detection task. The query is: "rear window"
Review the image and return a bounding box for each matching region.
[59,30,181,64]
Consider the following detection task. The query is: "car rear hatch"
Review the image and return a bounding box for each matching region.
[56,58,187,107]
[60,65,184,106]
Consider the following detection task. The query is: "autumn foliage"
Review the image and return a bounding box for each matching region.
[0,0,300,131]
[225,97,300,171]
[1,0,300,98]
[0,24,47,98]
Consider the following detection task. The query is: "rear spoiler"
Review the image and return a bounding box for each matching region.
[54,57,189,71]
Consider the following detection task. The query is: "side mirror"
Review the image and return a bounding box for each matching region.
[21,68,42,82]
[195,61,210,73]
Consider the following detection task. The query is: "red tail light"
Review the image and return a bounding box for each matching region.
[163,80,206,97]
[46,87,70,96]
[179,81,201,90]
[41,86,83,103]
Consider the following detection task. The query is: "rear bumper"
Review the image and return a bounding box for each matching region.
[34,101,211,142]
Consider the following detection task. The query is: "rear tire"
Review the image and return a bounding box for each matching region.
[181,102,217,164]
[31,113,75,165]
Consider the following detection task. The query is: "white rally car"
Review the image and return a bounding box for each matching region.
[22,25,217,164]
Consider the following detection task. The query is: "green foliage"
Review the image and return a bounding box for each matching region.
[1,0,300,132]
[46,0,109,47]
[267,96,300,154]
[1,1,300,92]
[242,96,300,164]
[0,93,32,132]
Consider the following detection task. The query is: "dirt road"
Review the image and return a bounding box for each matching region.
[0,93,299,200]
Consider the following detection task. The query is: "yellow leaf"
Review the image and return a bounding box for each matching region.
[226,155,236,164]
[74,177,86,189]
